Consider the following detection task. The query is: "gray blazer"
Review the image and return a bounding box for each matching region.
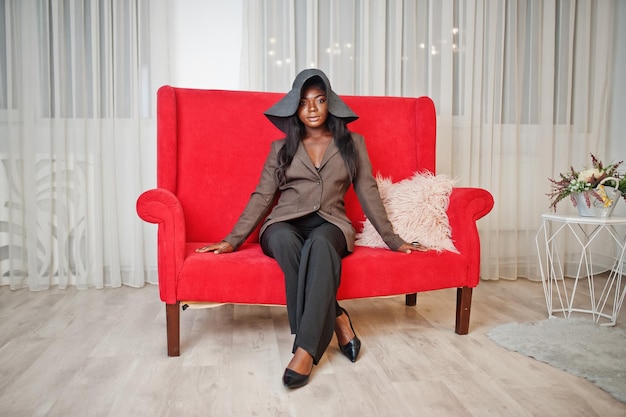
[224,133,406,252]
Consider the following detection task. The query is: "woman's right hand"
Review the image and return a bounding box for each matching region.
[195,241,234,254]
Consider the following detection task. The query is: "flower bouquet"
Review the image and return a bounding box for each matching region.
[547,154,626,214]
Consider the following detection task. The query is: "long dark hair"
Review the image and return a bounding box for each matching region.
[275,78,358,185]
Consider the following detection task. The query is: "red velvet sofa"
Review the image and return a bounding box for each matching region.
[136,86,494,356]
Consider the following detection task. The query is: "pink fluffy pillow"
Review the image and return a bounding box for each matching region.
[355,172,458,253]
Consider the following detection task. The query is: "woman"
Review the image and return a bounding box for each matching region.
[196,69,424,388]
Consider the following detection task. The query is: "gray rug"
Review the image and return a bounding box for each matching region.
[487,317,626,403]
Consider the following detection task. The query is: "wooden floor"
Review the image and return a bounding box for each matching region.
[1,278,625,417]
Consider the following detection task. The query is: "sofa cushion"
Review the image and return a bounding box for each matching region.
[355,172,458,253]
[177,243,470,305]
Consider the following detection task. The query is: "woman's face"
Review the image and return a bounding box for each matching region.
[298,86,329,130]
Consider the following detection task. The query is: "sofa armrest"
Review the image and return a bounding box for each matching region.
[446,187,494,283]
[136,188,186,304]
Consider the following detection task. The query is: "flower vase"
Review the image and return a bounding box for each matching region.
[573,177,622,218]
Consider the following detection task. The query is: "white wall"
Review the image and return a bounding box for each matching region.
[168,0,243,89]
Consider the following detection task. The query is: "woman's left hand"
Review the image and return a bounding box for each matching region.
[398,242,429,254]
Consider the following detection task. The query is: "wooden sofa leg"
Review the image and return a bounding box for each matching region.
[166,302,181,357]
[405,293,417,306]
[455,287,473,335]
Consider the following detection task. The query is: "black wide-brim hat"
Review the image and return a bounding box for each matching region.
[264,68,359,133]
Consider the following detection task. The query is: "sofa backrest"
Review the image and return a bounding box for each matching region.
[156,86,436,243]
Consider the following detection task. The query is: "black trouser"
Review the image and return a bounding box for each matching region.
[261,213,349,364]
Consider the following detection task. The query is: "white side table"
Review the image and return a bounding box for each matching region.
[535,213,626,325]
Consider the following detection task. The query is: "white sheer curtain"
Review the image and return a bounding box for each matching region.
[241,0,618,281]
[0,0,169,290]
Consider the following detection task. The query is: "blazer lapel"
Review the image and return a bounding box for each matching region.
[294,142,318,175]
[318,139,339,170]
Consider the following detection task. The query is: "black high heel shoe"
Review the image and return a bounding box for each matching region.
[338,307,361,362]
[282,368,310,389]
